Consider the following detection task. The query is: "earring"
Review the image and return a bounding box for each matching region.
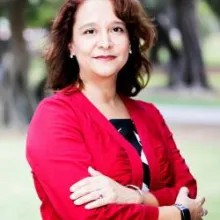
[70,53,75,59]
[129,45,132,54]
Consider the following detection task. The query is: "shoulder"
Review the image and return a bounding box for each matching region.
[126,98,166,128]
[35,90,82,115]
[27,92,84,143]
[127,97,161,117]
[30,91,83,127]
[37,94,71,112]
[137,100,158,111]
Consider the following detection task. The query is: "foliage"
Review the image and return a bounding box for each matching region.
[27,0,62,27]
[205,0,220,20]
[198,0,220,39]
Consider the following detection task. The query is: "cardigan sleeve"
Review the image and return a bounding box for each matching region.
[147,103,197,206]
[26,97,159,220]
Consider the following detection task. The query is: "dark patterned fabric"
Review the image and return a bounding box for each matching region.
[110,119,150,189]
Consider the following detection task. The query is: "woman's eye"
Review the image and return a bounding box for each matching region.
[112,27,124,33]
[84,29,96,35]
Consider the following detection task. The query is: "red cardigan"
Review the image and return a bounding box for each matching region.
[26,87,197,220]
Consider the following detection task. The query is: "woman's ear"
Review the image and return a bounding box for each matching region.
[68,42,75,57]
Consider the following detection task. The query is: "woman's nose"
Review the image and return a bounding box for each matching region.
[97,31,113,49]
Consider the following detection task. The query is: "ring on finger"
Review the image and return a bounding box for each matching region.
[96,190,104,200]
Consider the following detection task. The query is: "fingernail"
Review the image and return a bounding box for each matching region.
[70,194,76,200]
[74,200,80,205]
[70,186,75,192]
[85,205,90,209]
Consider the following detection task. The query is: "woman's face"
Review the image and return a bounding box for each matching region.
[69,0,130,81]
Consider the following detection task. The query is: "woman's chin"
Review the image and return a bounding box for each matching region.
[91,68,119,78]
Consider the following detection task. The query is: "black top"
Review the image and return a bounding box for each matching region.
[110,119,150,188]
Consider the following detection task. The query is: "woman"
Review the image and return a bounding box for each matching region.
[26,0,207,219]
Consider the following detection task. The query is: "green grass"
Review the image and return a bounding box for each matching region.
[0,137,40,220]
[0,131,219,219]
[178,142,220,220]
[203,33,220,68]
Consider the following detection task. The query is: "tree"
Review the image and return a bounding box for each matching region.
[0,0,62,126]
[0,0,34,126]
[173,0,209,89]
[141,0,209,89]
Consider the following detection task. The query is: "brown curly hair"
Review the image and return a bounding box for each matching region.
[45,0,156,97]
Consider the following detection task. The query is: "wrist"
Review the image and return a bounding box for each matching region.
[128,188,143,204]
[159,206,182,220]
[126,184,144,204]
[174,204,191,220]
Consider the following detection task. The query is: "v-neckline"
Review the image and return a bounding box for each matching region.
[75,90,158,188]
[78,91,136,143]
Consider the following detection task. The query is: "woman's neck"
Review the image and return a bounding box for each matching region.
[82,82,118,105]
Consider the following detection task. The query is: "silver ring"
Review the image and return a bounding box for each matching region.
[96,190,103,200]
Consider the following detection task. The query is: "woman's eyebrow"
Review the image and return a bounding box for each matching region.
[111,21,125,26]
[79,22,97,30]
[79,21,125,30]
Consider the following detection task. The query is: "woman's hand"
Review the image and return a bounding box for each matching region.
[175,187,208,220]
[69,167,141,209]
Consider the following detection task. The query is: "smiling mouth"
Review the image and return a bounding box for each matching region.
[94,56,116,61]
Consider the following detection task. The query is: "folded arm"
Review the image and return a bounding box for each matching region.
[146,103,197,206]
[26,98,159,220]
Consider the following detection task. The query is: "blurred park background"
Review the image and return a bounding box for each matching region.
[0,0,220,219]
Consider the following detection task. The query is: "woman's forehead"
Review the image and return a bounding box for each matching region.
[74,0,120,25]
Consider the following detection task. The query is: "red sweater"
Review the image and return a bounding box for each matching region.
[26,87,197,220]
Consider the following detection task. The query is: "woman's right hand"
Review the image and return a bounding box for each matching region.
[175,187,208,220]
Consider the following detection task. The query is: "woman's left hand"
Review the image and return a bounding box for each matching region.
[70,167,140,209]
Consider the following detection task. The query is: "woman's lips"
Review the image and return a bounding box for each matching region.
[94,56,116,61]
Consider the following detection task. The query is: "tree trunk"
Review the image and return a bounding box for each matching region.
[173,0,209,89]
[1,0,35,127]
